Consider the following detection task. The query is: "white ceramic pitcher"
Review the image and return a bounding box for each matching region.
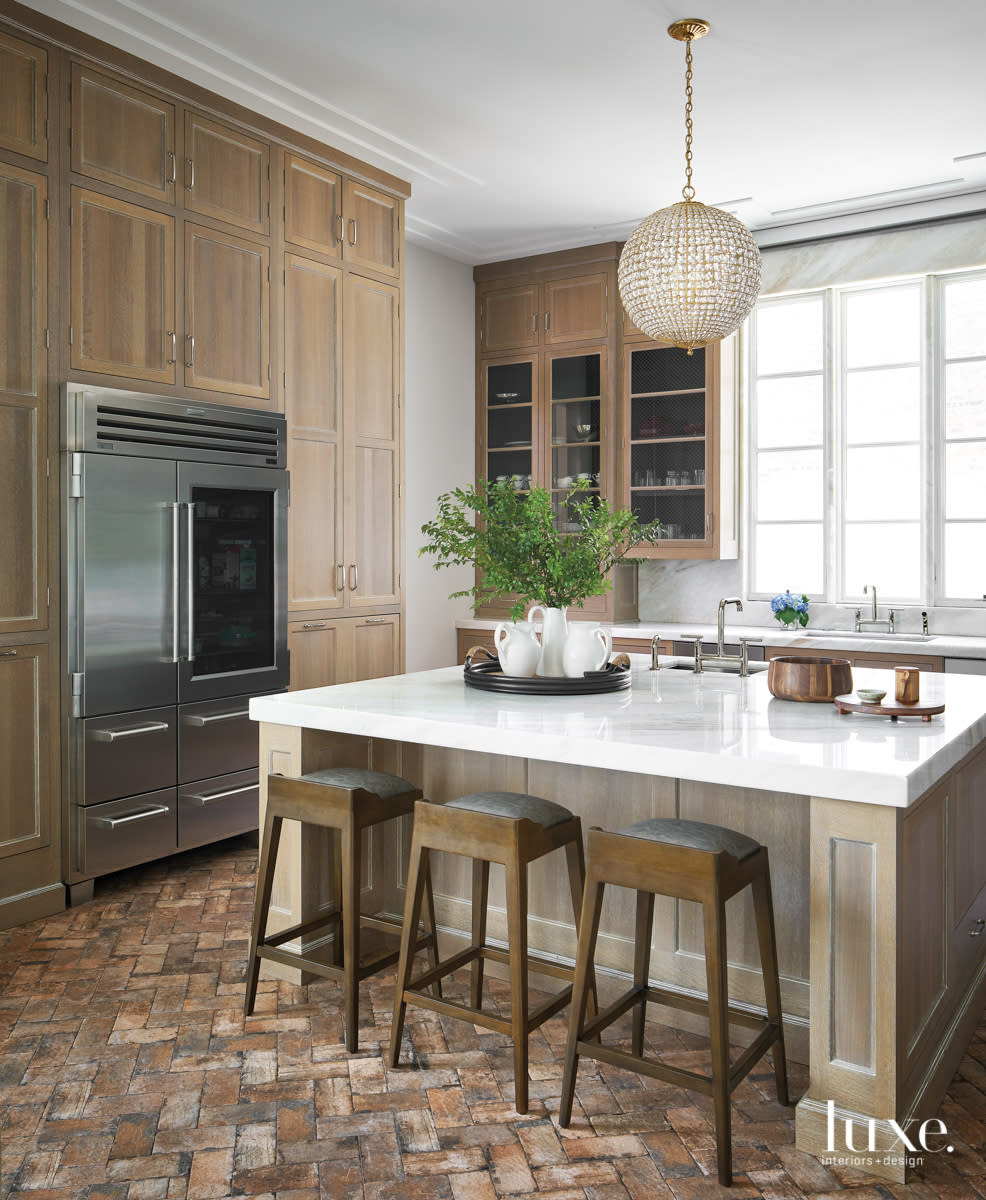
[528,605,569,677]
[493,620,540,678]
[562,622,612,678]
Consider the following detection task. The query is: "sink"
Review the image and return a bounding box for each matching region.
[662,661,769,675]
[800,629,936,642]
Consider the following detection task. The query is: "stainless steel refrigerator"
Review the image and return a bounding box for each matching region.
[63,386,289,901]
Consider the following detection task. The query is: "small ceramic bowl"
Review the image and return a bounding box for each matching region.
[856,688,887,704]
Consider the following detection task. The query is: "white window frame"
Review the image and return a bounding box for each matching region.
[745,267,986,609]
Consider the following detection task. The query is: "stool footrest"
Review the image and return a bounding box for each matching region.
[573,1037,715,1096]
[401,984,573,1038]
[643,982,770,1034]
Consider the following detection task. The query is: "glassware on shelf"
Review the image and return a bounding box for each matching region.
[574,423,594,441]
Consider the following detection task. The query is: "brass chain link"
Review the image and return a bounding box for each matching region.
[682,36,695,201]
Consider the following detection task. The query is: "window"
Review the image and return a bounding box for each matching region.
[748,269,986,606]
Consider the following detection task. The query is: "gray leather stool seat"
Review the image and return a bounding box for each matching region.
[620,817,760,861]
[447,790,574,829]
[560,816,788,1186]
[244,768,439,1052]
[389,791,590,1114]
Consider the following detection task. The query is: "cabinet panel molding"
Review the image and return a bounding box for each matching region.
[284,253,341,434]
[0,30,47,161]
[71,187,175,383]
[285,153,342,257]
[184,222,270,397]
[0,644,50,860]
[0,164,46,401]
[342,178,399,277]
[288,435,343,612]
[71,63,175,202]
[0,400,44,631]
[184,111,270,235]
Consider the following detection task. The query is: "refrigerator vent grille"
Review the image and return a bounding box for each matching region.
[93,404,281,464]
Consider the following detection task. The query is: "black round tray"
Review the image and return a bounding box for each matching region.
[463,648,632,696]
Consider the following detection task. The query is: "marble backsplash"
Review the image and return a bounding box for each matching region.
[636,558,986,638]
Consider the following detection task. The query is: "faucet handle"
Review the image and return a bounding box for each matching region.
[739,635,762,643]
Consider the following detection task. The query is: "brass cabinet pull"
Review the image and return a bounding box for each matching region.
[544,311,551,332]
[166,330,177,365]
[186,157,195,189]
[185,334,195,368]
[337,213,345,247]
[531,312,537,335]
[349,218,357,246]
[166,150,176,185]
[349,563,358,591]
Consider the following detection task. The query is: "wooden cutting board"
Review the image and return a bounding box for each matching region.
[833,694,945,721]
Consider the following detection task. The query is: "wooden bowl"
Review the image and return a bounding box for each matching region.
[767,655,853,703]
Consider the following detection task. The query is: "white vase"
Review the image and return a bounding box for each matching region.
[562,622,612,678]
[528,604,569,677]
[493,620,540,677]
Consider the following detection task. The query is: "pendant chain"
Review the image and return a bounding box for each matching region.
[682,36,695,201]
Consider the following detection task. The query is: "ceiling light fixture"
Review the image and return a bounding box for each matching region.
[618,18,762,355]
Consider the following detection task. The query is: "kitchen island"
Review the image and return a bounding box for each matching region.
[251,661,986,1180]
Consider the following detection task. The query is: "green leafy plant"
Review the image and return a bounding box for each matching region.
[419,478,662,621]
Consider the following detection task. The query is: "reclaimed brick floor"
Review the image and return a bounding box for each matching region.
[1,834,985,1199]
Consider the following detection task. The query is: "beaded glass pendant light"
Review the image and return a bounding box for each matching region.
[618,18,762,355]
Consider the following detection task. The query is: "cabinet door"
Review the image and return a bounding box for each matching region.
[342,178,399,276]
[71,188,175,383]
[950,745,986,982]
[0,31,47,161]
[344,274,401,608]
[0,644,51,861]
[285,153,342,257]
[184,111,270,235]
[480,283,539,353]
[185,223,269,398]
[352,615,400,680]
[71,64,175,202]
[285,254,344,611]
[544,273,609,344]
[620,342,717,557]
[288,620,348,689]
[0,164,47,635]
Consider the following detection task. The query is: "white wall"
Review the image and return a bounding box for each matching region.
[403,243,476,670]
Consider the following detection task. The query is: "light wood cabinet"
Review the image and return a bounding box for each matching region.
[763,645,945,672]
[344,273,401,609]
[185,223,269,397]
[285,253,344,612]
[283,154,399,276]
[479,272,609,354]
[0,30,47,161]
[0,642,62,930]
[184,111,269,235]
[284,258,400,616]
[950,744,986,983]
[0,162,47,634]
[71,63,175,202]
[71,187,175,383]
[288,614,400,689]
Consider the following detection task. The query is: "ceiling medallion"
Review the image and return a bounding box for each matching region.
[618,17,762,355]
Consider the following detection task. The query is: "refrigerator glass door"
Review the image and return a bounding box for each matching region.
[72,455,179,716]
[178,463,289,701]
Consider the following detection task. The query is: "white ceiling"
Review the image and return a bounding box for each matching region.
[21,0,986,263]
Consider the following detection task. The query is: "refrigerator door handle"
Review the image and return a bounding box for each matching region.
[171,502,181,662]
[186,502,196,663]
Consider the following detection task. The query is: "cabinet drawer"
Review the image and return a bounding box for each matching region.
[82,706,176,805]
[79,788,177,877]
[179,769,258,850]
[178,697,257,784]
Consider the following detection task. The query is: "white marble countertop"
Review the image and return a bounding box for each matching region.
[457,617,986,659]
[252,659,986,809]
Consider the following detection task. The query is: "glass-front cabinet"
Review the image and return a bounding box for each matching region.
[622,343,719,556]
[483,358,536,494]
[548,350,604,531]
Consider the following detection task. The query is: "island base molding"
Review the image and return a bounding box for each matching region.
[255,722,986,1180]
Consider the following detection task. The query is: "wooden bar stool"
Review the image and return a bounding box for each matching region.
[244,767,439,1052]
[559,818,788,1186]
[388,791,590,1114]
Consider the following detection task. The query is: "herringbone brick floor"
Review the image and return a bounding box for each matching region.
[1,836,985,1200]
